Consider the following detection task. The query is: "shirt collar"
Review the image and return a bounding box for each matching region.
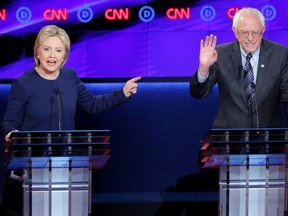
[239,45,260,60]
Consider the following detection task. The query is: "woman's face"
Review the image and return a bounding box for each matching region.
[37,36,65,73]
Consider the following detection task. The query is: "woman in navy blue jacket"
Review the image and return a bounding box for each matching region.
[1,25,141,141]
[0,24,141,215]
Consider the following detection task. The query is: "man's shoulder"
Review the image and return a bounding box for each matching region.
[262,38,287,51]
[217,41,237,49]
[215,41,238,55]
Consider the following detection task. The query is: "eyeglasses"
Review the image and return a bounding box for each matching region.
[235,28,264,38]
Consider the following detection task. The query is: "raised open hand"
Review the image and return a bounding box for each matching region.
[198,34,218,77]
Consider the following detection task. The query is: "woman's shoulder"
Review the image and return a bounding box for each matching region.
[60,67,78,78]
[61,67,76,73]
[14,68,37,83]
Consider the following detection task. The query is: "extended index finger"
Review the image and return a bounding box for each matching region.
[129,76,142,83]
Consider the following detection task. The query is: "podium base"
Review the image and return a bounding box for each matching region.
[22,166,91,216]
[219,164,287,216]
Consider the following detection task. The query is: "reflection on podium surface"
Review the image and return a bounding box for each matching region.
[200,128,288,216]
[5,130,110,169]
[5,130,111,216]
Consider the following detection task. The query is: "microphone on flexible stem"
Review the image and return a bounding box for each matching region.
[54,88,62,130]
[251,82,259,128]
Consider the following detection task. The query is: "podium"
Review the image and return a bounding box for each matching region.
[5,130,111,216]
[200,128,288,216]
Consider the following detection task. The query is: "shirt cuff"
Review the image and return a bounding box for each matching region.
[197,70,208,83]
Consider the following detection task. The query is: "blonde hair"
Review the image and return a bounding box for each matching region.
[232,7,265,28]
[33,25,70,67]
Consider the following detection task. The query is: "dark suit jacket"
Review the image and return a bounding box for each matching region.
[190,39,288,128]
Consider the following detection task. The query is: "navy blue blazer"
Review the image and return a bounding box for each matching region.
[1,67,129,134]
[190,39,288,128]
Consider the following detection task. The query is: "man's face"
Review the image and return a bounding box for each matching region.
[233,13,265,53]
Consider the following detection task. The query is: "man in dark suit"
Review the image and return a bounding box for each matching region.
[190,7,288,128]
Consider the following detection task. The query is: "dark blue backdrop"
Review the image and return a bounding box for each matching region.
[0,80,219,215]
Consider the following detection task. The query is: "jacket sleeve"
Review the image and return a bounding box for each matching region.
[1,79,27,134]
[189,66,217,99]
[75,76,129,114]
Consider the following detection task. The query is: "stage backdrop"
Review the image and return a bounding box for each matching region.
[0,81,220,215]
[0,0,287,79]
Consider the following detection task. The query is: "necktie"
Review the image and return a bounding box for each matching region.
[243,53,254,107]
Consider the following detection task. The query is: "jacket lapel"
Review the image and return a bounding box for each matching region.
[232,42,248,107]
[255,40,268,103]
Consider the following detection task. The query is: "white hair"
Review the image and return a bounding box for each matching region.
[232,7,265,28]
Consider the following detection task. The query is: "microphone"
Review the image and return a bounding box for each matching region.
[251,82,259,128]
[54,88,62,130]
[54,88,60,96]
